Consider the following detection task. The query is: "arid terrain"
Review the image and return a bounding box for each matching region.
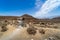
[0,14,60,40]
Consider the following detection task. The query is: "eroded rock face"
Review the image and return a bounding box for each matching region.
[27,27,37,35]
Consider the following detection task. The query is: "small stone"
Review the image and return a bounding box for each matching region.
[31,39,34,40]
[44,39,48,40]
[44,37,55,40]
[48,37,55,40]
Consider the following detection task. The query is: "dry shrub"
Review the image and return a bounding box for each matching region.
[39,29,45,34]
[1,26,8,32]
[27,27,37,35]
[40,22,46,25]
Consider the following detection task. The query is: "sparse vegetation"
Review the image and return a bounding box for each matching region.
[39,29,45,34]
[0,15,60,40]
[1,26,8,32]
[27,27,37,35]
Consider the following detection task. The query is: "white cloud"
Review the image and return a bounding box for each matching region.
[34,0,60,18]
[35,0,43,9]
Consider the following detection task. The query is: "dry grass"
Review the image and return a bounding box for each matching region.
[0,26,60,40]
[0,20,60,40]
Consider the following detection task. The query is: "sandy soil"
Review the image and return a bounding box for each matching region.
[0,25,60,40]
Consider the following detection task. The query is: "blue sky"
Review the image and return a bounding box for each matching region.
[0,0,36,16]
[0,0,60,18]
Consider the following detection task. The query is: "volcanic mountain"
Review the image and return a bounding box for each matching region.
[20,14,39,23]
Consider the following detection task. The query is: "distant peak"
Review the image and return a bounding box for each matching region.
[21,14,33,17]
[52,16,60,19]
